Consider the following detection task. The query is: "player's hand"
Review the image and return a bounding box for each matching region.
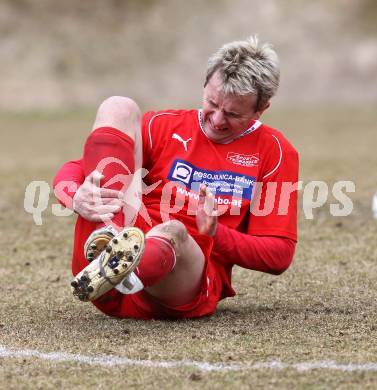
[73,170,124,222]
[196,184,218,236]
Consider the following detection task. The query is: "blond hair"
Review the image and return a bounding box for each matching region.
[205,36,280,106]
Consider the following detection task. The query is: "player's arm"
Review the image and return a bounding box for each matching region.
[53,159,85,209]
[213,224,296,274]
[196,184,295,274]
[197,133,299,275]
[53,159,124,221]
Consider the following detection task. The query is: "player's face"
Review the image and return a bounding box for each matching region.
[202,71,269,144]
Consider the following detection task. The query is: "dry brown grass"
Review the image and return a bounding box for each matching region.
[1,107,377,389]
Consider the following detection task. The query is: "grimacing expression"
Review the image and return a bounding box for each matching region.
[201,71,269,144]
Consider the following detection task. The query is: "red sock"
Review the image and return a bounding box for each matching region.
[83,127,135,228]
[135,236,176,287]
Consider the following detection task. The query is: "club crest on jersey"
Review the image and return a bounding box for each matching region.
[227,152,259,167]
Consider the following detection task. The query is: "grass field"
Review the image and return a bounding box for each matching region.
[1,107,377,389]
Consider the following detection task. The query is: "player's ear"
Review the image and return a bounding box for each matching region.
[253,100,270,120]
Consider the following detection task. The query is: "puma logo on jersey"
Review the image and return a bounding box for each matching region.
[172,133,192,151]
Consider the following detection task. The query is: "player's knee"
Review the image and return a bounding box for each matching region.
[99,96,141,118]
[147,220,188,246]
[94,96,141,137]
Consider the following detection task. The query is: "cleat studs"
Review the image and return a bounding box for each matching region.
[78,293,86,301]
[72,229,143,302]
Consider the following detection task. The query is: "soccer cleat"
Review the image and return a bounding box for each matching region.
[71,227,145,302]
[84,225,118,262]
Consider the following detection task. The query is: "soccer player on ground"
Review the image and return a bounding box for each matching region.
[54,36,299,320]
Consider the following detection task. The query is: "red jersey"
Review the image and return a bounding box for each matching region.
[139,109,298,241]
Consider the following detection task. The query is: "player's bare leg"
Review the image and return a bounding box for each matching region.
[92,96,141,141]
[144,220,206,306]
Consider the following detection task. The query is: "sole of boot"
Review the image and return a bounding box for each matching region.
[71,227,145,302]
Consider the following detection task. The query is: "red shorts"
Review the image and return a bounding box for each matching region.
[72,216,227,320]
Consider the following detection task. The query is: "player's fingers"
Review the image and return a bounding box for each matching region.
[197,195,204,209]
[199,183,207,195]
[91,190,120,205]
[92,204,122,214]
[213,209,221,218]
[198,184,207,208]
[88,170,104,186]
[90,213,114,222]
[85,170,100,181]
[99,188,124,198]
[81,212,110,222]
[204,190,216,215]
[100,198,124,206]
[214,203,227,217]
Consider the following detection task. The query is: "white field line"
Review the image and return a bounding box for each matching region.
[1,345,377,373]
